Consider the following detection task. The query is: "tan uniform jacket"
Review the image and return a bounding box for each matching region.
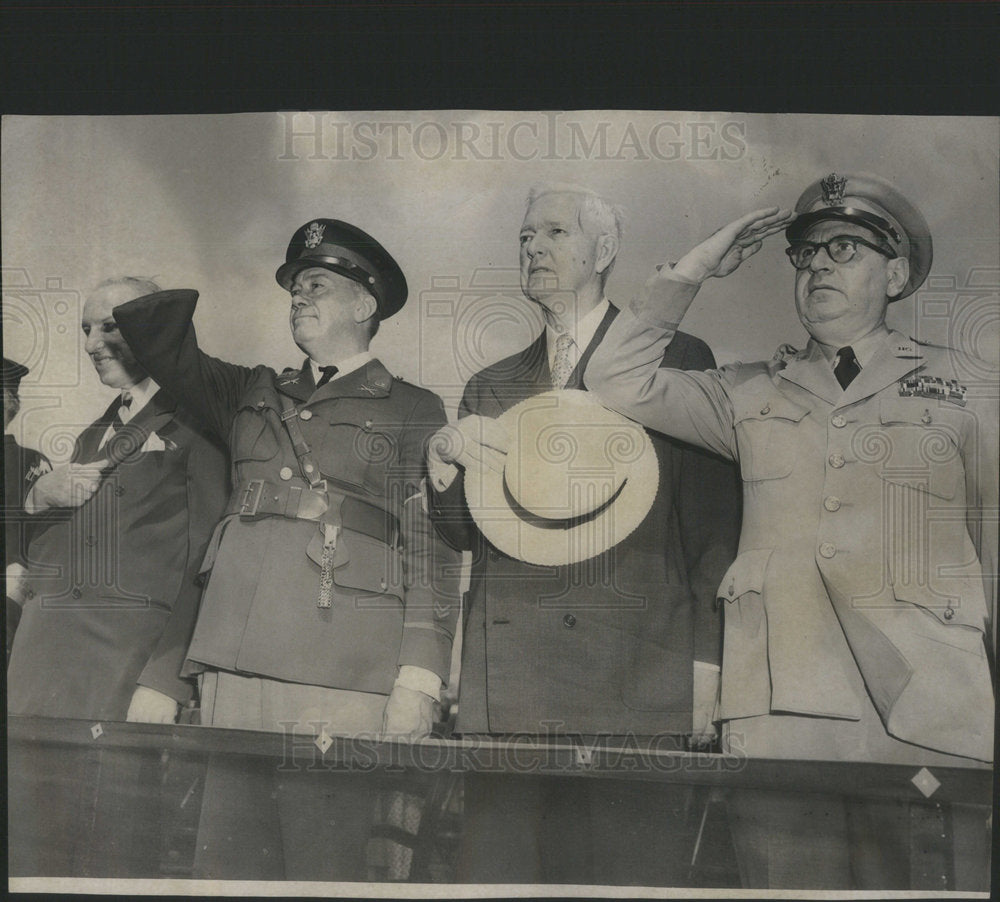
[586,280,997,762]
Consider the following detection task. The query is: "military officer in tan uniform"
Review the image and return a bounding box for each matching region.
[114,219,460,880]
[586,173,996,890]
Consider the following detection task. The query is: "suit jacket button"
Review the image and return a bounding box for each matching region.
[71,587,82,599]
[943,607,955,621]
[299,409,313,421]
[563,613,577,628]
[114,485,126,496]
[831,415,846,428]
[828,453,845,468]
[488,549,500,562]
[818,542,837,559]
[760,404,771,415]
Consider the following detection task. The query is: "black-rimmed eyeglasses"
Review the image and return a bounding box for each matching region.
[785,235,895,270]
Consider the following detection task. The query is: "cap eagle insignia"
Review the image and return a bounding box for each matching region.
[820,173,848,206]
[303,221,326,249]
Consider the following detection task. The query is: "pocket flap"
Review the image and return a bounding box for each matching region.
[717,548,774,602]
[890,578,988,633]
[733,394,810,424]
[332,529,404,599]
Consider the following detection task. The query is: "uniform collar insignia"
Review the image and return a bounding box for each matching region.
[899,374,967,406]
[820,172,848,206]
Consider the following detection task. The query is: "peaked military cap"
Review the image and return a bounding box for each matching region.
[276,218,408,320]
[2,357,30,389]
[786,171,932,299]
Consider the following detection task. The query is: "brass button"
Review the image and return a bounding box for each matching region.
[304,464,315,474]
[379,578,387,591]
[71,587,83,599]
[760,404,771,416]
[943,607,955,621]
[365,419,373,429]
[256,399,266,409]
[563,614,577,628]
[819,542,837,559]
[728,582,735,597]
[831,415,846,428]
[921,410,933,425]
[829,453,845,468]
[824,496,841,512]
[114,485,126,497]
[299,409,313,421]
[279,466,293,481]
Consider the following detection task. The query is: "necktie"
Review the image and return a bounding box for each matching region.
[316,365,339,388]
[550,332,576,390]
[108,392,132,432]
[834,346,861,389]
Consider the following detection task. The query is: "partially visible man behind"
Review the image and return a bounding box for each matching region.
[3,357,51,659]
[427,184,740,885]
[7,277,229,722]
[586,173,996,890]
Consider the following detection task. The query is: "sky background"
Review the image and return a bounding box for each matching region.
[3,111,998,460]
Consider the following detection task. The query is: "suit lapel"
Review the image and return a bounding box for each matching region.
[99,390,177,468]
[567,304,619,391]
[73,399,121,463]
[488,333,550,412]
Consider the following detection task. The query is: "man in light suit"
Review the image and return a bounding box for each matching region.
[586,172,996,890]
[427,184,740,884]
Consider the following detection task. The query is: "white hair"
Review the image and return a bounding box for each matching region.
[525,183,624,282]
[92,276,162,297]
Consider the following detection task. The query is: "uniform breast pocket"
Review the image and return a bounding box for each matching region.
[319,421,398,494]
[733,396,810,481]
[231,402,280,463]
[872,399,963,499]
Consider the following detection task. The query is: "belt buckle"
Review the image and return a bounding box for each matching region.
[239,479,266,518]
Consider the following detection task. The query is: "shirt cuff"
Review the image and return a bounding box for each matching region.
[654,262,703,286]
[395,665,442,701]
[694,660,721,674]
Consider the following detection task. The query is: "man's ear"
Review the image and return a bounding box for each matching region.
[594,233,620,276]
[886,257,910,300]
[353,291,378,324]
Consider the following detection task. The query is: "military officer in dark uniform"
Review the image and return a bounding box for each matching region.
[3,357,51,658]
[114,219,461,880]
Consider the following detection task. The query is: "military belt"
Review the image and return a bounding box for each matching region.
[232,477,397,547]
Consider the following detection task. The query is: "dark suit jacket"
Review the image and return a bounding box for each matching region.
[431,304,741,735]
[7,390,229,720]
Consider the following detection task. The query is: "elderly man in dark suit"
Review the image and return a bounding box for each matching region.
[427,184,740,884]
[8,278,229,723]
[113,219,461,880]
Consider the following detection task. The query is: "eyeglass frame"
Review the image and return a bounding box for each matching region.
[785,234,897,270]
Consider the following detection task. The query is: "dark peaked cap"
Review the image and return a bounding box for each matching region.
[275,218,408,320]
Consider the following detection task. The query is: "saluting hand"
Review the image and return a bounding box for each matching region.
[24,460,110,513]
[673,206,796,284]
